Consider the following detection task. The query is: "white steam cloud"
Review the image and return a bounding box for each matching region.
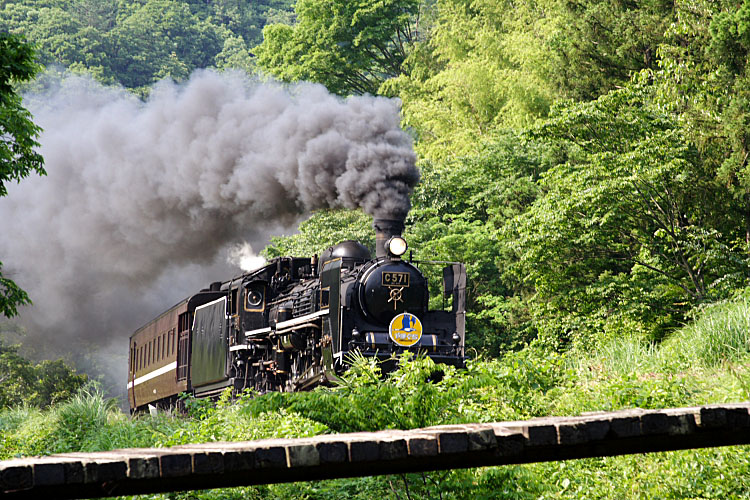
[228,242,266,272]
[0,70,418,396]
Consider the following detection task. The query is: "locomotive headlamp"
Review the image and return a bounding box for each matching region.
[386,236,408,257]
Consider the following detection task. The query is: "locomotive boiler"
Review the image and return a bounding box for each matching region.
[127,218,466,412]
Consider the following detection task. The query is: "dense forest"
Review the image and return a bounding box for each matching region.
[3,0,750,498]
[5,0,750,353]
[257,0,750,357]
[0,0,294,91]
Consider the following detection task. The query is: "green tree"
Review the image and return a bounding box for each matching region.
[406,133,550,352]
[209,0,295,48]
[549,0,673,101]
[664,0,750,251]
[71,0,117,31]
[107,0,222,89]
[516,81,746,348]
[388,0,673,159]
[255,0,425,95]
[384,0,560,159]
[0,0,295,90]
[0,341,87,408]
[263,209,374,258]
[0,34,45,318]
[214,34,256,74]
[0,4,115,83]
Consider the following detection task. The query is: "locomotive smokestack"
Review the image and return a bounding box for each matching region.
[374,217,405,258]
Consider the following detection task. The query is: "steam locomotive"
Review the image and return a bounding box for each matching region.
[127,218,466,412]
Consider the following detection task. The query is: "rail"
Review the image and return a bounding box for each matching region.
[1,402,750,499]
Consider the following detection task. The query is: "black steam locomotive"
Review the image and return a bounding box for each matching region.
[127,218,466,412]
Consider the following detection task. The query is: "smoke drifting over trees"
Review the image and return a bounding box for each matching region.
[0,70,418,390]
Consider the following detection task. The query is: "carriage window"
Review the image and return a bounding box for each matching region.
[179,312,191,333]
[162,333,166,359]
[177,331,189,381]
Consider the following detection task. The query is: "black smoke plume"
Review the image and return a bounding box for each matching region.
[0,70,418,396]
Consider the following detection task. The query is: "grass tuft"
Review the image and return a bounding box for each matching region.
[659,297,750,369]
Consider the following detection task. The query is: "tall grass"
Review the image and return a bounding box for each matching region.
[567,294,750,379]
[659,296,750,369]
[551,295,750,416]
[569,335,660,378]
[53,384,121,452]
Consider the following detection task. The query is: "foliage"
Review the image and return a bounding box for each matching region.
[214,35,256,74]
[0,270,31,320]
[406,132,556,353]
[5,0,750,495]
[514,80,748,348]
[263,209,374,259]
[0,33,45,319]
[0,33,45,197]
[0,340,87,409]
[255,0,426,95]
[0,0,294,90]
[659,291,750,370]
[549,0,673,101]
[649,1,750,262]
[52,383,120,451]
[2,310,750,497]
[153,389,328,446]
[242,350,562,431]
[105,0,222,90]
[385,0,560,158]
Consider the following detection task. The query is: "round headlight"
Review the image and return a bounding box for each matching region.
[247,289,263,307]
[386,236,408,257]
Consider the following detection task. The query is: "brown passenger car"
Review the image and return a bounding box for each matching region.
[128,300,187,411]
[128,290,225,412]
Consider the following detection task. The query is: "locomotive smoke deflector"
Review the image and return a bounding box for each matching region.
[373,217,405,259]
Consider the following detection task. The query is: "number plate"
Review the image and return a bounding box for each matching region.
[382,271,410,287]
